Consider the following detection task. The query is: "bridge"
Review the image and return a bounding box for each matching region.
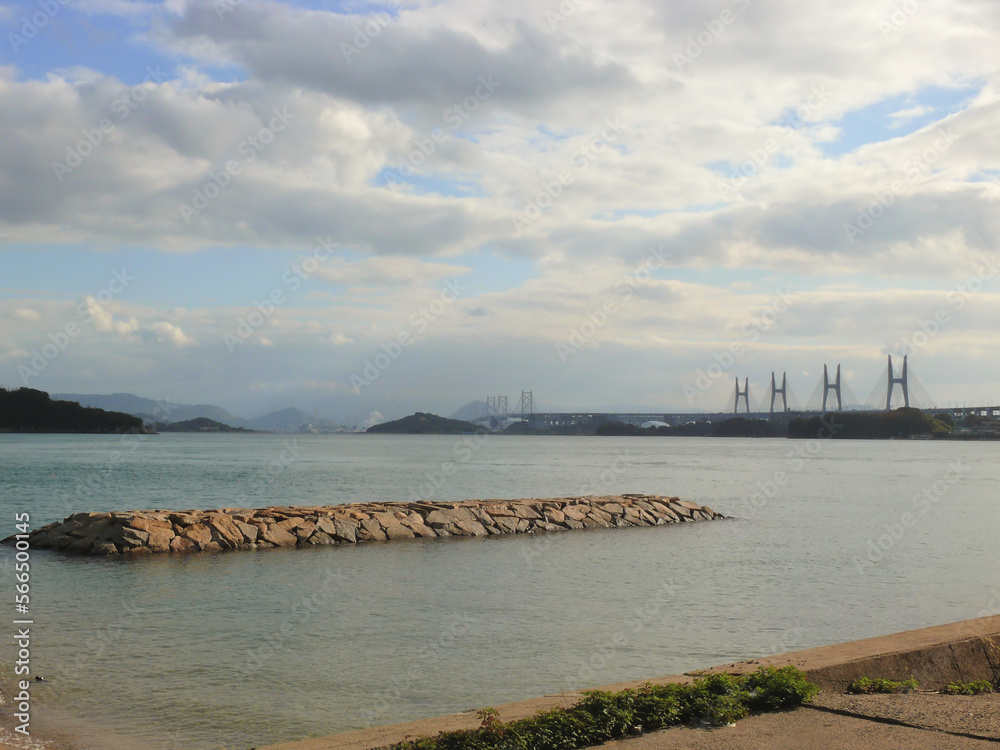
[474,356,1000,429]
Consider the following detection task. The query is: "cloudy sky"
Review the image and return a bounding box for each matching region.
[1,0,998,421]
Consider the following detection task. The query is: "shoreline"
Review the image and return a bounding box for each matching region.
[2,614,997,750]
[259,613,1000,750]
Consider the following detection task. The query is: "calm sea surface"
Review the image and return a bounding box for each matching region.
[0,433,998,749]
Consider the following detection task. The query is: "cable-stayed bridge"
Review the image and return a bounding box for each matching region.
[474,356,1000,429]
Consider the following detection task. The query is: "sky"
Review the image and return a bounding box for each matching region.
[1,0,999,421]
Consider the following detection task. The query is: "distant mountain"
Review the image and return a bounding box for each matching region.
[1,388,147,434]
[55,393,248,427]
[450,400,490,422]
[153,417,252,433]
[366,412,486,435]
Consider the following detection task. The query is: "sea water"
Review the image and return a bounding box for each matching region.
[0,433,998,748]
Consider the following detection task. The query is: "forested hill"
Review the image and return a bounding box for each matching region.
[0,388,147,433]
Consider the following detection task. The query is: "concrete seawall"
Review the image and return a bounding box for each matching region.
[7,494,724,557]
[258,614,1000,750]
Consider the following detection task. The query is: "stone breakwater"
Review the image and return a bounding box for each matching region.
[7,495,724,557]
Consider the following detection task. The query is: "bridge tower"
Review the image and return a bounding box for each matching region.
[518,390,534,419]
[770,371,789,413]
[497,394,508,417]
[734,377,750,414]
[886,354,909,409]
[822,364,842,412]
[485,395,496,416]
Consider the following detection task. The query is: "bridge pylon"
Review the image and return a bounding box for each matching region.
[886,355,909,409]
[518,390,534,423]
[770,371,789,413]
[734,377,750,414]
[822,364,842,412]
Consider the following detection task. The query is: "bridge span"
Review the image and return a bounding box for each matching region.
[474,405,1000,430]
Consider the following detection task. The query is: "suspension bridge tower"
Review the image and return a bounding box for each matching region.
[822,364,842,412]
[770,371,789,413]
[886,354,910,409]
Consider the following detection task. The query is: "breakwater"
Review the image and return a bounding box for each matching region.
[9,494,724,557]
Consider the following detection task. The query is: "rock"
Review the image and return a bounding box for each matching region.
[146,527,175,552]
[359,518,387,541]
[130,517,173,533]
[206,514,245,546]
[544,509,566,523]
[235,521,259,543]
[453,519,489,536]
[182,524,213,547]
[587,507,614,524]
[121,527,150,547]
[562,505,587,521]
[332,518,358,543]
[494,516,520,534]
[563,518,586,530]
[92,541,119,555]
[309,530,335,545]
[295,521,317,540]
[512,505,542,520]
[170,536,197,553]
[383,523,414,540]
[65,537,94,555]
[262,523,298,547]
[201,541,224,553]
[601,503,625,516]
[372,511,401,528]
[408,523,438,538]
[277,517,304,531]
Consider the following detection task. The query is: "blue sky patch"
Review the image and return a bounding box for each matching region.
[818,84,980,157]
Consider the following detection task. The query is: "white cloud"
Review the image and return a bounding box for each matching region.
[149,321,194,346]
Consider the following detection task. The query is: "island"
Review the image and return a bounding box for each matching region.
[150,417,253,433]
[0,387,147,434]
[366,412,488,434]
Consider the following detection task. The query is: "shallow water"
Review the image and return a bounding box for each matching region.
[0,433,998,749]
